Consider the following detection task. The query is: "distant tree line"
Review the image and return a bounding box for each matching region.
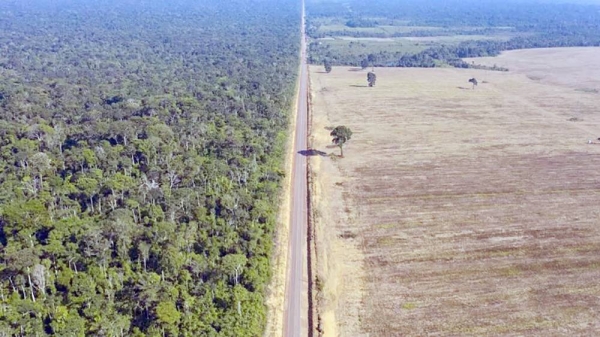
[396,34,600,68]
[310,30,600,69]
[344,18,378,28]
[307,24,512,39]
[307,0,600,31]
[307,0,600,69]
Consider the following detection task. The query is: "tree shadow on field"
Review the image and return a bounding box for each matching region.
[298,149,328,157]
[348,67,364,72]
[315,71,329,74]
[457,86,472,90]
[350,84,369,88]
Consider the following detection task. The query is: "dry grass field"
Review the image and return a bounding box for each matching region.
[309,48,600,336]
[465,47,600,93]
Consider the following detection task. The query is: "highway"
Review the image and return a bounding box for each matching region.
[283,0,308,336]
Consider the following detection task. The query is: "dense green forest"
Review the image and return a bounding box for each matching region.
[0,0,300,336]
[307,0,600,68]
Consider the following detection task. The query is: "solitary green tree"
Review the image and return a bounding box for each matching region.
[330,126,353,157]
[469,77,478,89]
[324,59,332,73]
[367,72,377,87]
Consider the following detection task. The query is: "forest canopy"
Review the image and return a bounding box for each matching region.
[0,0,300,336]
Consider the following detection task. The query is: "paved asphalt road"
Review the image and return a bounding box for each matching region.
[284,1,308,336]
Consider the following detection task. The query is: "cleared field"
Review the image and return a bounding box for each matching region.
[309,48,600,336]
[403,34,513,43]
[314,38,430,58]
[317,24,442,36]
[322,34,514,44]
[465,47,600,93]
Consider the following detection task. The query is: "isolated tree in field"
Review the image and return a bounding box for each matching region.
[468,77,478,89]
[330,125,353,157]
[360,58,369,70]
[324,59,332,73]
[367,72,377,87]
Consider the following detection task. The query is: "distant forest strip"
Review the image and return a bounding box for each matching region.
[306,0,600,68]
[0,0,299,336]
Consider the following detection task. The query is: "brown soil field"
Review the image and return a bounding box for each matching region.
[309,48,600,336]
[465,47,600,93]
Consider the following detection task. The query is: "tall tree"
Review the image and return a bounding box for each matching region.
[469,77,478,89]
[330,126,353,157]
[367,72,377,87]
[323,59,332,73]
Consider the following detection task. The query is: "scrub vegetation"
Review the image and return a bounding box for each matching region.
[0,0,299,336]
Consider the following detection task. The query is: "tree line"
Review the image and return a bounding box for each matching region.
[306,0,600,69]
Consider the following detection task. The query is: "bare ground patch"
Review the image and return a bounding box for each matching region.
[309,57,600,336]
[465,47,600,92]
